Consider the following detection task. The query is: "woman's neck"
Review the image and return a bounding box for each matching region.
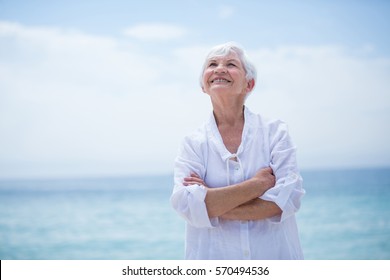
[212,101,245,127]
[212,104,245,154]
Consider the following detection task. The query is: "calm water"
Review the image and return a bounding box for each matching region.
[0,168,389,260]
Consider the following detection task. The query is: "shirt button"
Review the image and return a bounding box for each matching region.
[243,250,249,257]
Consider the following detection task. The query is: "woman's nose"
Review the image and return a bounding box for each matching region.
[214,64,227,73]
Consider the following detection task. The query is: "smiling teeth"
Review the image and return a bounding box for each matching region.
[213,79,229,83]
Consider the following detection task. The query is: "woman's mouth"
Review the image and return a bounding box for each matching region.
[211,78,231,84]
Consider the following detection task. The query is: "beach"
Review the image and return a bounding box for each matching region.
[1,168,389,260]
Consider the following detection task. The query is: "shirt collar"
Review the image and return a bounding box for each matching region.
[206,106,254,160]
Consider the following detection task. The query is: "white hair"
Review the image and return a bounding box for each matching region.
[199,42,257,90]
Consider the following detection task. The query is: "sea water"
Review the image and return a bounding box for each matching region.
[0,168,389,260]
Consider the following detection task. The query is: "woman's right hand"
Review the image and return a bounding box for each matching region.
[251,167,275,194]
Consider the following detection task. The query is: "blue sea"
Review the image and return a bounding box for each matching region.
[1,168,389,260]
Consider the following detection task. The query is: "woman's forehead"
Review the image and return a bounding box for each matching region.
[207,51,241,62]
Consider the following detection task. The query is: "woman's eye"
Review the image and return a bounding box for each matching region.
[227,63,236,67]
[208,62,217,67]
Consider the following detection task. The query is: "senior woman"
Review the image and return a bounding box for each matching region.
[170,42,305,260]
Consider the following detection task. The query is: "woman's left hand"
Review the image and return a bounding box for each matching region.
[183,173,209,188]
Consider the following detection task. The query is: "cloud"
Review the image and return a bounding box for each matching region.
[0,21,202,178]
[218,5,235,19]
[1,21,389,178]
[123,23,186,41]
[247,45,390,168]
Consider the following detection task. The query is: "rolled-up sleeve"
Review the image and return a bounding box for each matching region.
[170,137,216,228]
[260,121,305,223]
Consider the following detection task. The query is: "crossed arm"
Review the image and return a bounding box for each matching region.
[183,167,282,221]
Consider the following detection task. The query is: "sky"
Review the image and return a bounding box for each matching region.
[0,0,389,179]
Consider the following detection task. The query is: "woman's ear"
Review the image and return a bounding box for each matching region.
[246,79,255,93]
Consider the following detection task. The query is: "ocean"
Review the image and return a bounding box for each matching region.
[0,168,389,260]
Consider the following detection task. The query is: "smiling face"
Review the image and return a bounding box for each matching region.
[201,51,254,98]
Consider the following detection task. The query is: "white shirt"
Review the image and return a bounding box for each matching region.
[170,107,305,260]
